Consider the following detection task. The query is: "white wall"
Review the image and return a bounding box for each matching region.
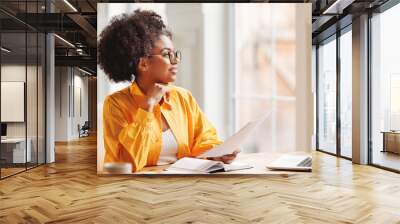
[54,67,89,141]
[55,67,68,141]
[72,73,89,137]
[1,65,37,137]
[1,65,27,138]
[202,4,231,139]
[1,63,46,163]
[166,4,204,106]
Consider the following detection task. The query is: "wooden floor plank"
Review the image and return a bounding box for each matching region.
[0,134,400,223]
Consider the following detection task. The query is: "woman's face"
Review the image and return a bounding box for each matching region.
[146,35,179,84]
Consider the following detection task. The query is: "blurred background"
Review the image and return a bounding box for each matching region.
[97,3,313,169]
[2,0,400,178]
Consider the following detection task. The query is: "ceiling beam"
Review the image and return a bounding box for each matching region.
[55,55,96,72]
[322,0,356,14]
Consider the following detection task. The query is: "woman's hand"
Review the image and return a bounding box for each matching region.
[207,149,241,164]
[145,83,170,112]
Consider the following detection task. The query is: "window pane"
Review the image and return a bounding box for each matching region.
[38,32,46,165]
[0,0,46,179]
[276,40,296,97]
[235,4,295,97]
[234,4,302,153]
[340,29,352,158]
[1,20,28,177]
[236,99,272,152]
[276,100,296,152]
[371,4,400,171]
[27,31,38,169]
[318,37,337,154]
[26,0,40,169]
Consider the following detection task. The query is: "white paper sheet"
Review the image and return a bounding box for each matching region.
[198,112,271,158]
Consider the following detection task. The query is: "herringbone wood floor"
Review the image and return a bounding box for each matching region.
[1,135,400,223]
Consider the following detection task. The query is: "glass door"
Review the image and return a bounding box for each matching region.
[339,27,352,158]
[370,3,400,171]
[317,36,337,155]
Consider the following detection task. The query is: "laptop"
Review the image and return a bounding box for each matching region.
[266,154,312,171]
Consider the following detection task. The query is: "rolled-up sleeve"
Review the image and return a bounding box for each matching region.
[103,96,159,172]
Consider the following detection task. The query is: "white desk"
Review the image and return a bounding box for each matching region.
[1,138,31,163]
[98,152,312,176]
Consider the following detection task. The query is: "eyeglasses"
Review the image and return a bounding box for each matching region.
[148,50,182,64]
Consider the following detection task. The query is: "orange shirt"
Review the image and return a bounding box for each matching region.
[103,82,222,172]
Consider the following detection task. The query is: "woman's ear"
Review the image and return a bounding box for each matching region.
[137,58,149,72]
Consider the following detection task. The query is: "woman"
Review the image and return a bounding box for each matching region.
[98,9,239,172]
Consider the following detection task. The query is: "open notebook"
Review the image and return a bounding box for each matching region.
[163,157,253,174]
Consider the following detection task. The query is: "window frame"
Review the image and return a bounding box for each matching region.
[0,0,48,180]
[315,0,400,173]
[231,4,297,152]
[315,24,353,161]
[368,0,400,173]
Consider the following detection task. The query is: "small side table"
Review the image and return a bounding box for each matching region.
[381,131,400,154]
